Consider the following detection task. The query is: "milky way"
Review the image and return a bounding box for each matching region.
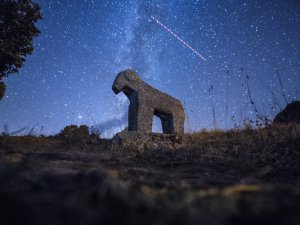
[0,0,299,137]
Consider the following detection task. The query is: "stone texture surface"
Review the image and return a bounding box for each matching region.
[112,69,185,135]
[112,131,183,151]
[273,101,300,124]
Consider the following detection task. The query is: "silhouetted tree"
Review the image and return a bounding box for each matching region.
[0,0,42,100]
[0,82,5,100]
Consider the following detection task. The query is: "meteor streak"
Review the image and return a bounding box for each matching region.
[151,16,206,61]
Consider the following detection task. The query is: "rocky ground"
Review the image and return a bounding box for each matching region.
[0,124,299,225]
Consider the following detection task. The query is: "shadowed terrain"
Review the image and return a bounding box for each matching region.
[0,124,299,225]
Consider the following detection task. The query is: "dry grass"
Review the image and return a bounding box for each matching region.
[0,124,299,225]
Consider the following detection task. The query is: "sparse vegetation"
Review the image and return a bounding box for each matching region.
[58,124,100,147]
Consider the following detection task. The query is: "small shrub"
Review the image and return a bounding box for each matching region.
[58,125,90,146]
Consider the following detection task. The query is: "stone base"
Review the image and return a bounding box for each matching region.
[112,131,183,150]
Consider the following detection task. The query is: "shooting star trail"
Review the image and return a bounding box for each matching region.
[151,16,207,61]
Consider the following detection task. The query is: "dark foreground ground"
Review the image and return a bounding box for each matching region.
[0,125,299,225]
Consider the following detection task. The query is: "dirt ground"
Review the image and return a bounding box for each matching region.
[0,126,299,225]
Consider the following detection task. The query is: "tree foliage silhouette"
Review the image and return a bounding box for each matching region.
[0,0,42,100]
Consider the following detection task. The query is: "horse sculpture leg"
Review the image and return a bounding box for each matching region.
[128,103,138,131]
[173,111,185,134]
[129,103,153,133]
[137,104,153,133]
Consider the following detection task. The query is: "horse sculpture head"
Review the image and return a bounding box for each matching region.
[112,69,140,94]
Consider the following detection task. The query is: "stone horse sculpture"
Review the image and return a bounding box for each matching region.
[112,69,185,135]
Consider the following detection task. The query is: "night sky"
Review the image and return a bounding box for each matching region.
[1,0,299,137]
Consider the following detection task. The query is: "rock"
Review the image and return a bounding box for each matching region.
[273,101,300,124]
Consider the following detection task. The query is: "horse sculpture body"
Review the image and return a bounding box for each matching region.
[112,69,185,135]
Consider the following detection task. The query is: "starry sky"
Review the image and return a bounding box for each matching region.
[0,0,299,137]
